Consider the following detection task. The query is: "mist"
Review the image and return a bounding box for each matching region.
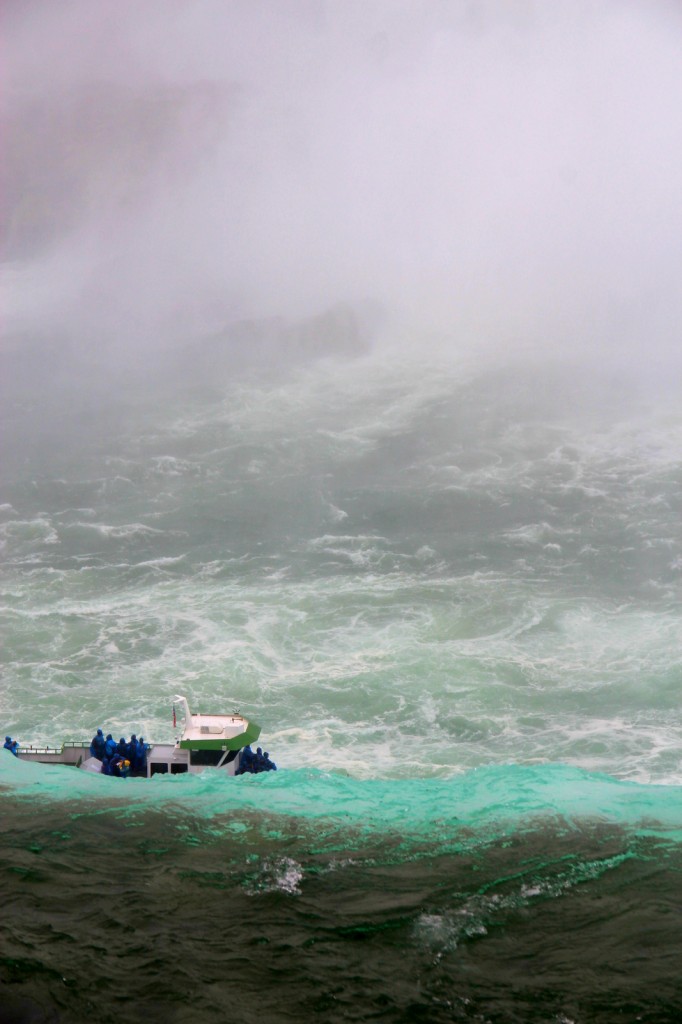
[2,0,682,386]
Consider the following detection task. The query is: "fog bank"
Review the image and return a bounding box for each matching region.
[2,0,682,378]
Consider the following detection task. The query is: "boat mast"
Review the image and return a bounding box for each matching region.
[172,695,192,733]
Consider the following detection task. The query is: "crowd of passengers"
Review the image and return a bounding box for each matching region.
[90,729,149,778]
[236,745,277,774]
[3,736,19,757]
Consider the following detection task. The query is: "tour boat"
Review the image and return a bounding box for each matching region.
[15,695,262,777]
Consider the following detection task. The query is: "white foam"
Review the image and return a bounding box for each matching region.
[246,857,303,896]
[70,522,165,539]
[327,503,348,523]
[0,517,60,549]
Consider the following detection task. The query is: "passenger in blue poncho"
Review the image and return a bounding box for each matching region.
[102,754,129,778]
[3,736,19,757]
[126,734,137,764]
[104,734,117,758]
[135,737,149,775]
[116,737,128,757]
[236,745,254,774]
[90,729,105,760]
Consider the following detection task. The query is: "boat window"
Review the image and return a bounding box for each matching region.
[150,763,168,775]
[190,748,240,767]
[188,749,225,765]
[171,763,188,774]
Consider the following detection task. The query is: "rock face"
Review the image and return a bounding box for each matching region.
[184,301,378,377]
[2,79,232,260]
[2,76,383,378]
[2,72,385,416]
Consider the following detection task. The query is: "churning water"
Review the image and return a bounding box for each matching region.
[1,350,681,1023]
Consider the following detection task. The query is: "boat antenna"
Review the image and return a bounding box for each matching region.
[172,695,192,732]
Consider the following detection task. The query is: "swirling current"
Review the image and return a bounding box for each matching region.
[1,353,681,1023]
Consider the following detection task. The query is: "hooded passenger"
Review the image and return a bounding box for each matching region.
[3,736,19,757]
[90,729,105,760]
[263,752,277,771]
[117,737,128,757]
[237,745,254,774]
[104,734,117,758]
[126,734,137,763]
[135,737,149,774]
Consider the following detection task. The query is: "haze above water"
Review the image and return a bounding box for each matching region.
[3,0,682,368]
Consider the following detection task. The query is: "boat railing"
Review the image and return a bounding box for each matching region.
[19,741,89,755]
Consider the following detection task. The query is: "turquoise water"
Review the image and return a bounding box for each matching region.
[3,753,682,844]
[1,350,682,1022]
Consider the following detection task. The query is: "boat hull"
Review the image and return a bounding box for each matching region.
[18,742,242,776]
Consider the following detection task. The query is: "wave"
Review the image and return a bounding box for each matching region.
[2,756,680,845]
[0,516,59,553]
[68,521,166,539]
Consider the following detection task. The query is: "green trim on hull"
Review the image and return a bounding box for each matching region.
[179,720,261,751]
